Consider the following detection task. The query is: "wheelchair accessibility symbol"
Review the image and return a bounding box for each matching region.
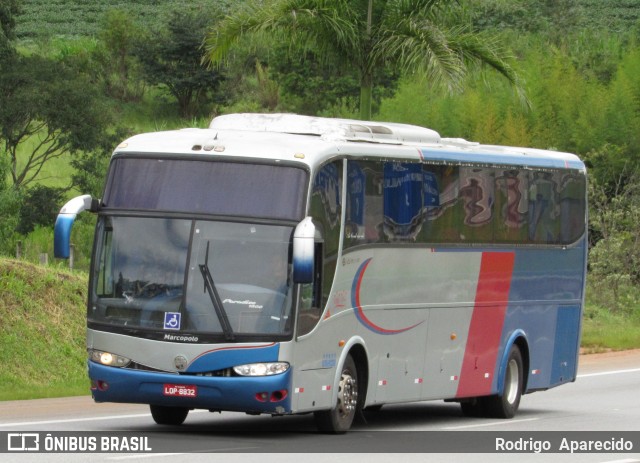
[164,312,181,330]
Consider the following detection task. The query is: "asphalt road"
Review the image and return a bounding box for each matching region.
[0,350,639,463]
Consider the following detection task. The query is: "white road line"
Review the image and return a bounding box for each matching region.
[0,410,208,428]
[107,454,186,461]
[442,417,539,430]
[578,368,640,378]
[107,447,261,460]
[0,412,150,427]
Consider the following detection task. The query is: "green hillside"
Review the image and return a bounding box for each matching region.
[0,258,88,400]
[15,0,233,39]
[15,0,640,39]
[579,0,640,30]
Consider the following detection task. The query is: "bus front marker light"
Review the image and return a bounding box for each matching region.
[233,362,290,377]
[89,349,131,368]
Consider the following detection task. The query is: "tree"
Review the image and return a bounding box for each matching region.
[0,151,20,254]
[0,0,19,62]
[16,185,66,235]
[269,42,399,116]
[136,9,226,118]
[0,54,113,189]
[588,163,640,311]
[204,0,525,120]
[93,9,145,102]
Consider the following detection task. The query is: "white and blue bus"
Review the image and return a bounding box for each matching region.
[55,113,587,433]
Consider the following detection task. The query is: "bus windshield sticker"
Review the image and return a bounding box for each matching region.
[163,312,181,330]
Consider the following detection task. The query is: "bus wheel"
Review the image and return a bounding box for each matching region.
[150,405,189,425]
[314,354,359,433]
[484,345,523,418]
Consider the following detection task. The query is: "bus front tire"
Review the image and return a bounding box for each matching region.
[150,405,189,425]
[314,354,359,433]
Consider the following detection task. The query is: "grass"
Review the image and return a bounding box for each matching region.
[581,302,640,352]
[582,278,640,352]
[0,257,89,400]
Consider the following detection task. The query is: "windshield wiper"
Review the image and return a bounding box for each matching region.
[199,241,235,341]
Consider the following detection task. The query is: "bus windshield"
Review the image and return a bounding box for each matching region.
[90,216,294,339]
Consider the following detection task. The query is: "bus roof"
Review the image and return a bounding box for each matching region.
[114,113,585,171]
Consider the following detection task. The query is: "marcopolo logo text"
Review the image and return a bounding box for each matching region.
[163,333,199,342]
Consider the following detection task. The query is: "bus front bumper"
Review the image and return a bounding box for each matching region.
[88,361,292,414]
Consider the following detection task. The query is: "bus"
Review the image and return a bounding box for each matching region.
[54,113,587,433]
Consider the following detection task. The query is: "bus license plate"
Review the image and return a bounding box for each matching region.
[163,384,197,398]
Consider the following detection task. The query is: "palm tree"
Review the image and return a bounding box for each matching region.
[204,0,525,120]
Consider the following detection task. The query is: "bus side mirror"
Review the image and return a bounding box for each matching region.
[292,217,316,283]
[54,195,98,259]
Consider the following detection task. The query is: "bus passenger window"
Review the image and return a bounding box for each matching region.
[527,171,555,243]
[383,162,424,241]
[559,172,586,243]
[494,169,528,243]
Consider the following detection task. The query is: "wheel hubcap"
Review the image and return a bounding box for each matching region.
[505,358,519,404]
[337,372,357,417]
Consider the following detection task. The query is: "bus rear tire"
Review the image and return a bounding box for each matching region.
[150,405,189,425]
[314,354,359,433]
[483,344,523,418]
[460,398,486,417]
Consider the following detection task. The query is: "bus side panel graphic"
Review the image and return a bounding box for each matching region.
[456,252,515,399]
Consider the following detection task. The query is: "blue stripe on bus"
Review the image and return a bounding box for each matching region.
[186,343,280,373]
[497,239,586,391]
[550,305,581,386]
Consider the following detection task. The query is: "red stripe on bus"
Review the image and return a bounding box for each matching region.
[456,251,515,398]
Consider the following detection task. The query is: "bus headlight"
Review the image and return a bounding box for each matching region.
[233,362,289,376]
[89,349,131,368]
